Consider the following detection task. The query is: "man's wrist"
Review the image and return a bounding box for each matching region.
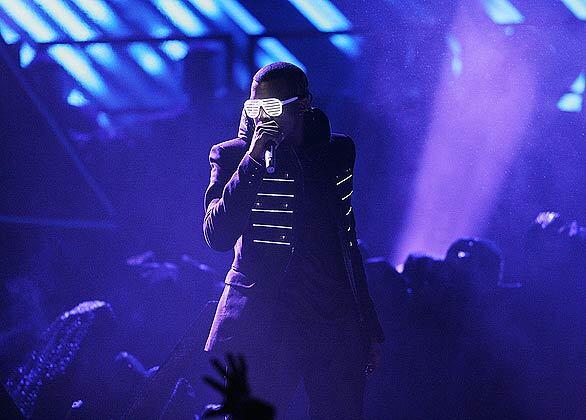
[246,150,263,166]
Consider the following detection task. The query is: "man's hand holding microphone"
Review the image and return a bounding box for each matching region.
[247,120,284,173]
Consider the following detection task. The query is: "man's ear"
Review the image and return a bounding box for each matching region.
[237,108,254,140]
[298,95,312,114]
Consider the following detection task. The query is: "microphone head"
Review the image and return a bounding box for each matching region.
[265,144,276,173]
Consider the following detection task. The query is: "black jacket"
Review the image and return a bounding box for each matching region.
[203,108,384,351]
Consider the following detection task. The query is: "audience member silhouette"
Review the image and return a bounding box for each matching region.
[517,212,586,419]
[202,353,275,420]
[394,238,528,419]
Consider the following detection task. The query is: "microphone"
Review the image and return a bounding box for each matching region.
[265,141,276,173]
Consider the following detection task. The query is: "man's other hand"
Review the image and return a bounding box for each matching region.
[365,341,381,376]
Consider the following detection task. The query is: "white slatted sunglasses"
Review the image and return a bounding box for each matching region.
[243,96,299,118]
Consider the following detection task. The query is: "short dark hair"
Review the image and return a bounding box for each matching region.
[252,62,310,99]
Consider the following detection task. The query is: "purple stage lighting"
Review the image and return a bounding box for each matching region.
[393,3,538,264]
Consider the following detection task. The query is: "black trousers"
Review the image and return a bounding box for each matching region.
[223,315,368,420]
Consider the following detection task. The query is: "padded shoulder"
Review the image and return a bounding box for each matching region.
[209,137,249,164]
[330,133,356,164]
[213,137,248,153]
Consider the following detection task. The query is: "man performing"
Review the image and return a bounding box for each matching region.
[202,62,384,419]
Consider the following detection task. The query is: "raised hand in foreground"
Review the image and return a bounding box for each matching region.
[202,353,274,420]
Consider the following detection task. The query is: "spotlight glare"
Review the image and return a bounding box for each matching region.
[127,43,167,77]
[561,0,586,20]
[557,93,583,112]
[0,0,58,42]
[33,0,97,41]
[19,42,36,67]
[217,0,264,35]
[67,88,89,107]
[151,0,207,36]
[481,0,524,24]
[48,45,108,97]
[257,37,306,72]
[70,0,126,34]
[571,72,585,94]
[86,43,118,67]
[329,34,360,58]
[187,0,223,20]
[287,0,351,32]
[0,17,21,44]
[161,40,189,61]
[288,0,359,56]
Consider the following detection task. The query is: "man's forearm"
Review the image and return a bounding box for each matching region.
[203,151,264,251]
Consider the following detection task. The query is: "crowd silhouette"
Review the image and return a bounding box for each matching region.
[3,211,585,419]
